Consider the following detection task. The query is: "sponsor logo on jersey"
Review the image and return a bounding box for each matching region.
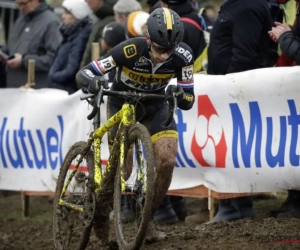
[175,46,193,63]
[124,44,137,58]
[135,56,151,66]
[120,66,174,91]
[133,67,150,72]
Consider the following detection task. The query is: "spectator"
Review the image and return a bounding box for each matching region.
[268,9,300,218]
[147,0,160,13]
[0,0,61,88]
[79,0,118,70]
[0,0,20,43]
[199,1,218,32]
[148,0,197,14]
[204,0,278,223]
[161,0,208,72]
[113,0,142,24]
[101,22,126,82]
[47,0,92,94]
[199,1,218,21]
[125,10,149,38]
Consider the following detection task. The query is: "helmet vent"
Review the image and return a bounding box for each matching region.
[167,29,172,43]
[158,30,164,40]
[175,31,180,43]
[156,13,162,25]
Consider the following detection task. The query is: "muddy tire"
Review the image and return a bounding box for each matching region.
[113,124,155,250]
[53,141,95,250]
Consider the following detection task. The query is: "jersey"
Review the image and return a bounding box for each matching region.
[80,37,195,111]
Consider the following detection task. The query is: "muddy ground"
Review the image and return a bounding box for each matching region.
[1,192,300,250]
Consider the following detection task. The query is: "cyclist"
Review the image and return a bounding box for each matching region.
[76,7,195,242]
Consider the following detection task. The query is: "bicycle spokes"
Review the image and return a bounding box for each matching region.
[53,142,95,250]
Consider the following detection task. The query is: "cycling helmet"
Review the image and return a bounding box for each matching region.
[146,7,184,49]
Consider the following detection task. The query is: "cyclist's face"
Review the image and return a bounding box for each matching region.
[149,41,174,63]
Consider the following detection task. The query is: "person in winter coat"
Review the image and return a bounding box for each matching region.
[100,22,126,82]
[207,0,278,75]
[124,10,149,39]
[268,3,300,219]
[0,0,61,88]
[113,0,142,24]
[79,0,118,70]
[48,0,92,94]
[206,0,278,224]
[161,0,208,72]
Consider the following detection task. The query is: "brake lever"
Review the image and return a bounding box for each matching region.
[96,85,104,107]
[80,93,95,101]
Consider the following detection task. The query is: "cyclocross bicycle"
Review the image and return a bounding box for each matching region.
[52,85,177,250]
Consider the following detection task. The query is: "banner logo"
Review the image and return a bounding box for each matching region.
[191,95,227,167]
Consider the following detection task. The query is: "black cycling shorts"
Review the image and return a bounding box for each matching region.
[106,96,177,148]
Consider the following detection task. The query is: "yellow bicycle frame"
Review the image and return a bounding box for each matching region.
[59,103,136,212]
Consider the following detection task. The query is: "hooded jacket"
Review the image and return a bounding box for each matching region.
[168,2,207,72]
[48,18,92,94]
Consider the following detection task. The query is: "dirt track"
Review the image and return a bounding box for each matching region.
[1,192,300,250]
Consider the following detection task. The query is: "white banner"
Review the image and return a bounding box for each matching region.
[1,66,300,193]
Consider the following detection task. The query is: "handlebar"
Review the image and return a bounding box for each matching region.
[80,86,178,126]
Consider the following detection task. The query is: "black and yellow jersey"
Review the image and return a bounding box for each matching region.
[81,37,195,110]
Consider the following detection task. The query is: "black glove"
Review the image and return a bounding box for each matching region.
[166,85,184,103]
[87,76,109,94]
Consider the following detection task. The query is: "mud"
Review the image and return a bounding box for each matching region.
[1,192,300,250]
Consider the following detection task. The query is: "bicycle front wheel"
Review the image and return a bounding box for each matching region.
[53,141,95,250]
[114,124,155,250]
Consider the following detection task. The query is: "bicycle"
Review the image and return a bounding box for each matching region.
[52,85,177,250]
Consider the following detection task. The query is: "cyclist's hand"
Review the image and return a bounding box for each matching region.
[88,76,109,94]
[166,85,184,103]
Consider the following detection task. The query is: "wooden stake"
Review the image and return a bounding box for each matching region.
[208,189,215,220]
[26,59,35,87]
[92,43,100,61]
[21,191,30,217]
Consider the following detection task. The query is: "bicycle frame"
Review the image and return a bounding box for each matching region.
[58,88,176,213]
[58,103,138,212]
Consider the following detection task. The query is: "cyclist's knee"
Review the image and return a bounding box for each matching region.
[153,138,178,168]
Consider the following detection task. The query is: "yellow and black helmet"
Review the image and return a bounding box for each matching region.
[146,7,184,49]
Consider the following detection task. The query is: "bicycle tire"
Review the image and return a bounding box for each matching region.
[113,124,155,250]
[53,141,95,250]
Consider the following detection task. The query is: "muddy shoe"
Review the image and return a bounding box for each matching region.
[121,195,134,223]
[185,210,209,224]
[277,209,300,218]
[154,196,179,224]
[231,197,255,219]
[145,220,167,243]
[170,196,188,221]
[270,191,300,218]
[208,199,241,223]
[121,207,134,223]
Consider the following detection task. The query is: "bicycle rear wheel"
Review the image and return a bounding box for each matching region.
[53,141,95,250]
[114,124,155,250]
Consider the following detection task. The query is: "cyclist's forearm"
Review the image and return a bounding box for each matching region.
[76,60,106,89]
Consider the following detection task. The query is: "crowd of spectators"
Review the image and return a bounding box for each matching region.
[0,0,299,225]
